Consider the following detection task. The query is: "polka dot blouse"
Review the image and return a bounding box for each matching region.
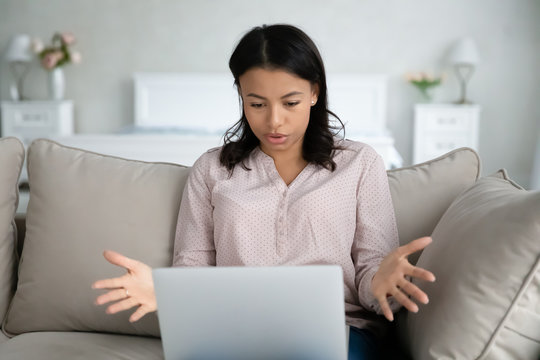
[173,139,402,332]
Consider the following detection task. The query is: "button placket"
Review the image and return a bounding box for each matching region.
[276,191,288,256]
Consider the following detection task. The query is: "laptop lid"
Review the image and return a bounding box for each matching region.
[153,265,347,360]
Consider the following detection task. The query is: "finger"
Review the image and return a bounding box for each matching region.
[103,250,140,272]
[398,278,429,304]
[95,288,128,306]
[399,236,432,257]
[406,264,436,282]
[92,277,126,290]
[376,296,394,322]
[391,287,419,313]
[129,305,152,323]
[106,297,139,315]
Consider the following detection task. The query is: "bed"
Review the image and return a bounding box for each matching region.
[53,72,402,167]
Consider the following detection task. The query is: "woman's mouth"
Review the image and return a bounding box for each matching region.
[265,133,288,145]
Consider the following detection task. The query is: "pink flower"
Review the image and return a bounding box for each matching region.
[411,72,423,82]
[42,51,64,70]
[70,51,82,64]
[60,32,76,45]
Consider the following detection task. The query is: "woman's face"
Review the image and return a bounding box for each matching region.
[238,67,318,160]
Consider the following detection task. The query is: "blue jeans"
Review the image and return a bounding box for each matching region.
[348,326,381,360]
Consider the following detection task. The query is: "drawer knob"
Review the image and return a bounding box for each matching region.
[437,117,457,125]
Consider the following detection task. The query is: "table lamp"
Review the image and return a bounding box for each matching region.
[4,34,33,101]
[448,37,480,104]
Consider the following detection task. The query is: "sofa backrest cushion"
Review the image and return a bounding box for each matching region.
[387,147,480,265]
[2,139,190,338]
[405,170,540,359]
[0,137,24,328]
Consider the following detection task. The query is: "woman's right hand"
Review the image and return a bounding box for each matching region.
[92,250,157,322]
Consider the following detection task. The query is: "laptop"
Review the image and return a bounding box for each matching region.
[152,265,348,360]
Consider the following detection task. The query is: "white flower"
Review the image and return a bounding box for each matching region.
[31,38,44,53]
[70,51,82,64]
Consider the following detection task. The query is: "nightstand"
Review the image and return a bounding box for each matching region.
[413,104,481,164]
[0,100,74,145]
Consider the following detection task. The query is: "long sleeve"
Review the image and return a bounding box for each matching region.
[172,155,216,267]
[351,151,402,315]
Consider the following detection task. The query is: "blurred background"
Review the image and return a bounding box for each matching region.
[1,0,539,189]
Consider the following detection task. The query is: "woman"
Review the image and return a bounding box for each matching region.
[92,24,435,359]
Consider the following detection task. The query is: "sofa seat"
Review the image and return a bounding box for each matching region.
[0,331,163,359]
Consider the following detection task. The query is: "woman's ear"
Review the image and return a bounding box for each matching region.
[311,83,319,105]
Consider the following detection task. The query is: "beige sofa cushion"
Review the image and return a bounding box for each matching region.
[387,147,480,264]
[0,332,163,359]
[0,137,24,327]
[2,139,190,338]
[406,170,540,359]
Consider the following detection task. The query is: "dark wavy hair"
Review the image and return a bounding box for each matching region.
[220,24,344,173]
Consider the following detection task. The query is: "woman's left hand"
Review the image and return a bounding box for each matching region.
[371,236,436,321]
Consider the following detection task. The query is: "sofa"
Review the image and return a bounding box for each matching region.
[0,137,538,359]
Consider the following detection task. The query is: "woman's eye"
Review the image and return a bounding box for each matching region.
[286,102,300,107]
[250,103,264,108]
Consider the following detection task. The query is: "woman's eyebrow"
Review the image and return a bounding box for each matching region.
[246,91,304,100]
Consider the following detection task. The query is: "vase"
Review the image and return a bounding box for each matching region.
[418,86,437,103]
[48,67,65,100]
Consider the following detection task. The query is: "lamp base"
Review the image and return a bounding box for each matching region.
[454,64,475,106]
[9,61,30,101]
[9,83,20,101]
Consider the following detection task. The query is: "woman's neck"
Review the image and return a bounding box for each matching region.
[260,146,308,186]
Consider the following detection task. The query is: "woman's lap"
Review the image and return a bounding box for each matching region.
[348,326,381,360]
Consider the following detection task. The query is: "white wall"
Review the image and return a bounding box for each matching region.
[1,0,539,188]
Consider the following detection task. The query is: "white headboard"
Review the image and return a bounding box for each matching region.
[133,72,388,135]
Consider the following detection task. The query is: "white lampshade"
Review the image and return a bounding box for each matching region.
[4,34,32,62]
[448,37,480,66]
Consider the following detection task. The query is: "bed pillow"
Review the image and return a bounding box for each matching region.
[2,139,190,338]
[387,147,480,265]
[0,137,25,328]
[406,170,540,359]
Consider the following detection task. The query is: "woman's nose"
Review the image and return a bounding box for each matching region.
[267,105,283,128]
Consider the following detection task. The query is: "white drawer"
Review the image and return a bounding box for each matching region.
[10,108,54,128]
[424,133,473,155]
[423,112,472,132]
[413,104,480,164]
[1,100,74,144]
